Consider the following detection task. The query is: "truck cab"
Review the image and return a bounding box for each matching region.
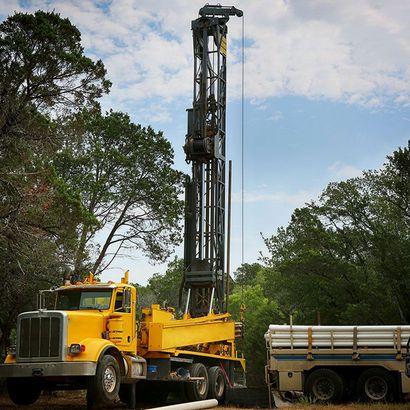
[0,272,146,407]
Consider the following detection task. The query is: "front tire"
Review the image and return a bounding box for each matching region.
[304,368,345,403]
[7,378,42,405]
[357,367,397,402]
[88,354,121,406]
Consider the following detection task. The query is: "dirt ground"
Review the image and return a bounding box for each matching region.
[286,406,410,410]
[3,392,410,410]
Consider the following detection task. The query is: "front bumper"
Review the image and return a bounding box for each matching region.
[0,361,97,378]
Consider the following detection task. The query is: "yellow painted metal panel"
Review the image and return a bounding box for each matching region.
[108,287,137,353]
[65,285,137,355]
[148,319,235,351]
[66,311,107,347]
[66,338,115,362]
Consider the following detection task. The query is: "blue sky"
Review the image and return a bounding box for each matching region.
[1,0,410,284]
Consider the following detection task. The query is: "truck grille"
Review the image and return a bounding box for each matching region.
[17,312,65,361]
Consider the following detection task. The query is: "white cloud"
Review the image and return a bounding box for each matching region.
[0,0,19,15]
[2,0,410,113]
[396,95,410,106]
[135,103,173,124]
[234,188,317,207]
[268,111,283,121]
[229,1,410,108]
[328,162,363,179]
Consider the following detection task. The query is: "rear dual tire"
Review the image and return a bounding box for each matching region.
[304,368,345,403]
[304,367,398,404]
[357,368,397,402]
[207,366,226,402]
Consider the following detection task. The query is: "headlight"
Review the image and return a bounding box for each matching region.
[69,344,86,355]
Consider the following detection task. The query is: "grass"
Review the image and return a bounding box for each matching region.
[290,406,410,410]
[2,393,410,409]
[219,406,410,410]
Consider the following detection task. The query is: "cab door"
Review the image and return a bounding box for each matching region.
[107,287,136,352]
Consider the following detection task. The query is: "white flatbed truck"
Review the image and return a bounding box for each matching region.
[265,324,410,403]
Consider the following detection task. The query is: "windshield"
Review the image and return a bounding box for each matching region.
[56,290,113,311]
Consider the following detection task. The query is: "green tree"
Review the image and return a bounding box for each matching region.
[262,141,410,325]
[229,284,284,385]
[234,262,263,286]
[147,257,185,313]
[133,284,156,320]
[0,10,109,138]
[55,110,185,278]
[0,10,109,354]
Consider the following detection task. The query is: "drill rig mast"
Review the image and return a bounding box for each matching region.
[183,5,243,318]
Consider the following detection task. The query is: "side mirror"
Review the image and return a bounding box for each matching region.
[122,289,131,313]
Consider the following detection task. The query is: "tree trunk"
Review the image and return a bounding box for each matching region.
[92,200,131,274]
[73,224,89,282]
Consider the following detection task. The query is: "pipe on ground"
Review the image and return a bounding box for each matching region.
[149,399,218,410]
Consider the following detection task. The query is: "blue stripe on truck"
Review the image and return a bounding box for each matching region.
[273,354,397,361]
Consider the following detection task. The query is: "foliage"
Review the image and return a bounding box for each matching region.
[54,109,185,278]
[0,10,109,125]
[0,10,109,354]
[234,262,263,286]
[133,284,156,320]
[0,10,184,357]
[147,257,185,311]
[229,278,285,385]
[227,141,410,384]
[262,140,410,325]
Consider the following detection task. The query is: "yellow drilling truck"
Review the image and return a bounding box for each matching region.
[0,4,245,408]
[0,272,244,407]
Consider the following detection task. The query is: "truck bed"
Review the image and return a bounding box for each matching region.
[265,324,410,349]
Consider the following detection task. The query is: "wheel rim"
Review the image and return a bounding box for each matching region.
[215,373,225,398]
[196,378,207,395]
[365,376,388,401]
[103,365,117,393]
[196,370,207,396]
[312,377,335,401]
